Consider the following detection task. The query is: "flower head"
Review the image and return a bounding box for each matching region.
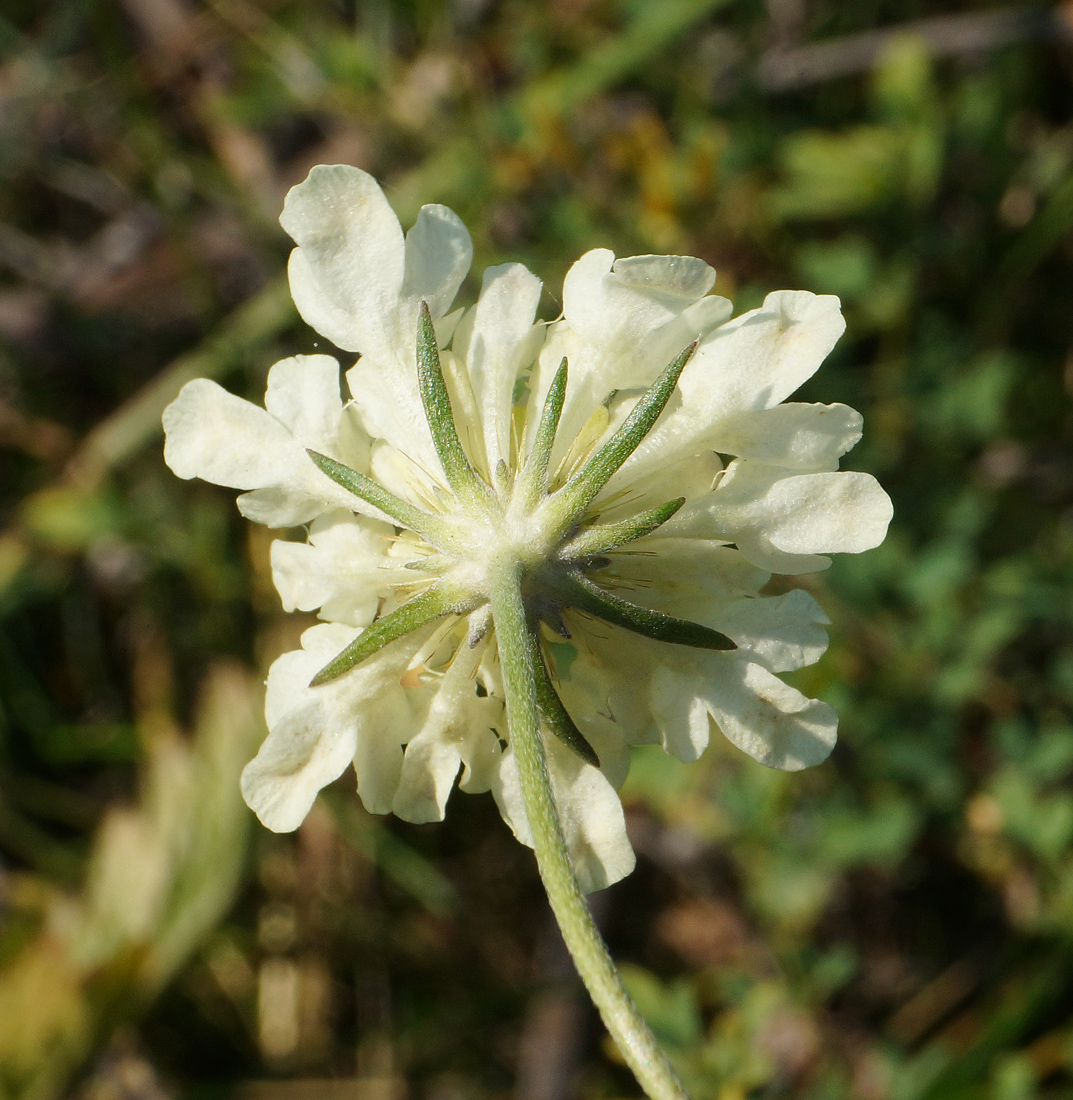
[163,165,892,893]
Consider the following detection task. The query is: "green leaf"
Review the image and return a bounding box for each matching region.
[559,497,684,558]
[306,449,452,547]
[310,583,474,686]
[545,343,695,535]
[416,301,494,510]
[532,637,599,765]
[557,571,735,651]
[514,356,568,509]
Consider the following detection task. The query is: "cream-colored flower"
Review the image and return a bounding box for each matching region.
[162,164,892,893]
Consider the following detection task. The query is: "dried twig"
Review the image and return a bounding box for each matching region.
[759,5,1073,92]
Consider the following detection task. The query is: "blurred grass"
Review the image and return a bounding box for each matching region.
[2,1,1073,1099]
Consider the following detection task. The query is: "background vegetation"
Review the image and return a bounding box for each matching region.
[2,1,1073,1098]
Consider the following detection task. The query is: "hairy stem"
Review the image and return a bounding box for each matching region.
[488,561,690,1100]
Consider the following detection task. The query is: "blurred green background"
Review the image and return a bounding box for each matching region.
[2,1,1073,1098]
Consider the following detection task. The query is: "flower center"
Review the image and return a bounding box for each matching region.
[302,302,737,761]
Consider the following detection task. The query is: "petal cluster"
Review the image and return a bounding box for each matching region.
[162,165,892,893]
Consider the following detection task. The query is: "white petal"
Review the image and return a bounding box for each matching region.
[559,626,713,766]
[244,625,359,831]
[555,625,662,750]
[367,439,445,510]
[491,737,635,894]
[163,374,375,527]
[352,688,410,816]
[652,654,838,771]
[264,354,343,452]
[612,253,717,301]
[392,641,503,824]
[527,251,730,471]
[564,250,714,348]
[714,589,830,673]
[237,487,339,528]
[560,248,616,339]
[546,737,636,893]
[651,666,713,763]
[711,402,863,471]
[454,262,543,472]
[401,204,473,320]
[561,583,834,772]
[244,623,426,830]
[534,637,634,789]
[693,289,846,411]
[433,304,466,347]
[392,731,461,825]
[489,744,528,843]
[280,165,406,360]
[263,623,358,728]
[346,361,437,472]
[522,323,588,459]
[457,723,504,795]
[163,379,298,489]
[287,249,365,353]
[438,347,485,475]
[675,292,735,338]
[270,511,408,626]
[593,450,722,524]
[597,538,769,628]
[241,692,359,833]
[669,461,893,573]
[697,288,845,412]
[625,291,846,478]
[333,403,374,472]
[760,471,894,555]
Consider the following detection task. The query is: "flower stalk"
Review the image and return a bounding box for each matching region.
[488,560,690,1100]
